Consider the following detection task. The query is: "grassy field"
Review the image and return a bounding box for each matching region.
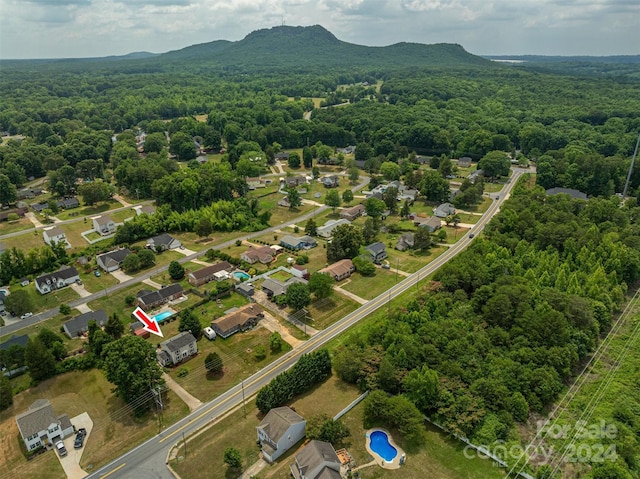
[167,326,291,402]
[23,283,80,315]
[87,283,142,319]
[269,269,293,283]
[77,268,119,293]
[340,270,398,301]
[305,294,359,330]
[51,200,122,222]
[0,219,34,236]
[0,369,189,479]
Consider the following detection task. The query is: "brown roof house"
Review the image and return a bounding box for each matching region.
[340,204,365,221]
[318,259,355,281]
[211,304,263,339]
[241,246,275,264]
[15,399,74,452]
[136,284,184,310]
[257,407,306,463]
[290,440,342,479]
[157,331,197,367]
[187,261,234,287]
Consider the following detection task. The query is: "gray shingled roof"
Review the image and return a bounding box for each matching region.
[64,310,108,337]
[15,400,58,439]
[258,407,305,444]
[0,334,29,351]
[35,266,79,290]
[365,242,386,255]
[295,440,340,479]
[149,233,174,247]
[138,283,183,306]
[160,331,196,353]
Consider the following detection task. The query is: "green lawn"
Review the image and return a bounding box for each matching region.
[305,294,359,330]
[0,219,34,236]
[455,212,481,224]
[78,268,119,293]
[269,269,293,282]
[25,283,80,315]
[340,270,397,301]
[87,283,141,319]
[52,200,122,221]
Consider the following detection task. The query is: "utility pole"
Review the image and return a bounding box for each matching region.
[623,132,640,198]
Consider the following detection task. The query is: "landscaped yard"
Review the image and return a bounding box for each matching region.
[166,325,291,402]
[269,269,293,283]
[87,283,142,319]
[77,268,119,293]
[170,374,504,479]
[51,199,122,222]
[0,369,189,479]
[24,283,80,315]
[339,270,398,301]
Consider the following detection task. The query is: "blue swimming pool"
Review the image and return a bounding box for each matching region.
[233,271,250,281]
[153,311,173,322]
[369,430,397,462]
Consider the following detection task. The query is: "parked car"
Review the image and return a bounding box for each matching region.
[74,428,86,449]
[94,270,101,277]
[469,233,475,239]
[20,312,33,319]
[381,263,391,270]
[55,441,67,457]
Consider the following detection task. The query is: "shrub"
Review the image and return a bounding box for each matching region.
[254,345,267,361]
[177,367,189,378]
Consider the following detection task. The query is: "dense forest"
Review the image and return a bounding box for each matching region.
[1,25,640,478]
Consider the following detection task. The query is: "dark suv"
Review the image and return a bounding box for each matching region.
[74,428,87,449]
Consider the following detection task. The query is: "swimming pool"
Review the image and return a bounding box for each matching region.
[368,430,397,462]
[233,271,250,281]
[153,311,173,322]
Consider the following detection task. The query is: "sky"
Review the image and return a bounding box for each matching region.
[1,0,639,59]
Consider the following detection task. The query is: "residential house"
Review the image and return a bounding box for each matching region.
[317,219,351,239]
[136,284,184,310]
[397,188,418,203]
[134,204,156,216]
[423,216,442,233]
[92,215,116,236]
[321,175,339,188]
[283,176,307,188]
[157,331,197,367]
[318,259,355,281]
[35,266,80,295]
[31,202,48,213]
[17,188,43,200]
[43,226,70,248]
[187,261,234,287]
[275,152,290,161]
[434,203,456,218]
[0,207,27,221]
[257,407,306,463]
[280,235,317,251]
[261,276,306,299]
[337,145,355,155]
[235,282,255,298]
[545,188,588,200]
[290,440,342,479]
[396,232,415,251]
[246,177,266,189]
[210,304,263,339]
[278,196,291,208]
[0,334,29,352]
[468,169,484,183]
[365,242,387,264]
[457,157,472,168]
[63,310,108,339]
[290,264,309,280]
[15,399,74,451]
[340,204,365,221]
[146,233,182,252]
[241,246,275,264]
[19,277,29,286]
[57,197,79,209]
[97,248,131,272]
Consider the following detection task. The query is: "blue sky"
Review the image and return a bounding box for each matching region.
[1,0,638,59]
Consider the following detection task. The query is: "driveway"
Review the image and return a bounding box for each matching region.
[110,270,133,283]
[259,310,303,348]
[25,212,44,228]
[142,278,162,289]
[174,247,197,256]
[70,282,92,298]
[74,303,92,314]
[55,412,93,479]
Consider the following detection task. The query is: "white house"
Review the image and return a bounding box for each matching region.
[317,219,351,239]
[43,227,70,249]
[92,215,116,236]
[257,407,306,463]
[156,331,197,367]
[146,233,182,252]
[34,266,80,295]
[96,249,131,272]
[15,399,74,451]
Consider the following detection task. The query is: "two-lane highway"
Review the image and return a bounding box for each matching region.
[87,168,526,479]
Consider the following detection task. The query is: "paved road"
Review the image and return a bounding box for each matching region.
[0,177,369,339]
[86,168,525,479]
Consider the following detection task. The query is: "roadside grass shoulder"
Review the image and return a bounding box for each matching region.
[0,219,33,236]
[305,294,359,330]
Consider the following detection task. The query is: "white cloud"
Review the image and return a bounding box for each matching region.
[1,0,638,58]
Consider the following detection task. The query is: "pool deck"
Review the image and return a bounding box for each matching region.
[365,428,405,470]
